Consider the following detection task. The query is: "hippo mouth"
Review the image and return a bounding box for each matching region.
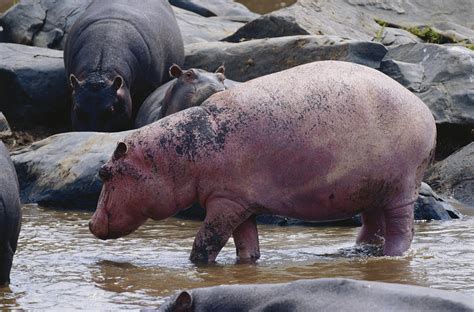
[89,212,109,240]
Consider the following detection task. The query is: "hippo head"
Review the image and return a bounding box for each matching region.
[89,139,180,240]
[163,64,226,117]
[69,73,132,132]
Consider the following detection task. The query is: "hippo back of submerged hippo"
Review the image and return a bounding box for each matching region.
[90,61,436,262]
[64,0,184,132]
[0,142,21,286]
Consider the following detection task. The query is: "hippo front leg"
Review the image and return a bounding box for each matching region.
[190,198,253,264]
[233,215,260,262]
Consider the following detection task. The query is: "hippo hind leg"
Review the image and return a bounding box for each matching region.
[356,202,414,257]
[232,215,260,262]
[356,208,386,246]
[382,203,414,256]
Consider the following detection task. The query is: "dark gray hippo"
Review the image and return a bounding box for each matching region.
[135,65,239,128]
[64,0,184,132]
[158,279,474,312]
[0,142,21,286]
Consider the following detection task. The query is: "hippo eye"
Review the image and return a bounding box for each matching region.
[216,73,225,82]
[98,166,113,181]
[185,71,196,80]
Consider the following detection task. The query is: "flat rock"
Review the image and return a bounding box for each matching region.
[174,7,244,45]
[0,43,68,128]
[158,278,474,312]
[378,27,422,46]
[185,35,387,82]
[381,43,474,126]
[424,142,474,206]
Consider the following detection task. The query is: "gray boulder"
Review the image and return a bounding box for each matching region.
[425,143,474,206]
[0,43,68,128]
[12,131,130,209]
[158,278,474,312]
[414,182,462,220]
[185,35,387,82]
[0,112,12,139]
[0,0,244,48]
[222,0,380,42]
[381,43,474,126]
[223,0,474,44]
[0,0,91,50]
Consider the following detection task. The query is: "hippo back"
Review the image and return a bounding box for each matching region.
[0,142,21,285]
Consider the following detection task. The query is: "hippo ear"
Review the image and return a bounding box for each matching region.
[169,64,183,78]
[215,65,225,75]
[69,74,81,89]
[112,76,124,91]
[113,142,128,160]
[172,291,193,312]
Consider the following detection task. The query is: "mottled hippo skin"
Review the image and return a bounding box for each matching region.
[135,65,227,128]
[64,0,184,132]
[0,142,21,285]
[89,61,436,263]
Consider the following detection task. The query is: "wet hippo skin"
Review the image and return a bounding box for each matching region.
[89,61,436,263]
[0,142,21,286]
[64,0,184,132]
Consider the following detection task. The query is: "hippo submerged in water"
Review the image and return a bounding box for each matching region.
[0,142,21,285]
[89,61,436,263]
[64,0,184,132]
[135,65,238,128]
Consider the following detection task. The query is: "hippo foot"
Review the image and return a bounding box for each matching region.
[357,202,414,257]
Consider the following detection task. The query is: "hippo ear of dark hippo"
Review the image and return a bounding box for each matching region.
[169,64,183,78]
[69,74,81,89]
[215,65,225,75]
[112,76,124,91]
[113,142,128,160]
[171,291,193,312]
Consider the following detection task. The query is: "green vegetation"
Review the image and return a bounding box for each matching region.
[406,26,450,44]
[373,18,474,49]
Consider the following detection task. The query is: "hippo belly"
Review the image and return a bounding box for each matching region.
[0,142,21,286]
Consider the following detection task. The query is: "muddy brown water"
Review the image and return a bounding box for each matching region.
[236,0,296,14]
[1,204,473,310]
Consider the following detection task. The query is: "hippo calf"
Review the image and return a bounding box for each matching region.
[0,142,21,285]
[89,61,436,263]
[64,0,184,132]
[135,65,237,128]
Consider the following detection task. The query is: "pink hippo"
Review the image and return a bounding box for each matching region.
[89,61,436,263]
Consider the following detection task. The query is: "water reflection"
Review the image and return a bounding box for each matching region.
[1,205,473,310]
